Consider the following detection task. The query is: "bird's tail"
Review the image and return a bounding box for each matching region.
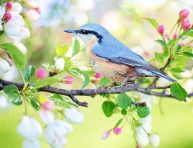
[150,68,175,82]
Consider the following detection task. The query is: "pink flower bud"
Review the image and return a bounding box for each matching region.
[181,19,191,30]
[157,25,164,35]
[164,34,169,39]
[2,12,12,23]
[34,7,41,14]
[173,33,178,39]
[179,40,186,47]
[35,68,48,79]
[42,100,55,111]
[101,130,111,140]
[6,2,12,11]
[94,72,101,79]
[179,9,189,19]
[113,127,122,135]
[63,75,73,84]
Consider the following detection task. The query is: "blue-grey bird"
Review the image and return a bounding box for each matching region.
[64,24,175,84]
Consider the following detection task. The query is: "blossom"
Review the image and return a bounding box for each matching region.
[63,75,73,84]
[11,3,22,13]
[35,67,48,79]
[179,40,186,47]
[44,120,73,148]
[23,139,41,148]
[173,33,178,39]
[2,12,12,23]
[25,9,40,21]
[0,58,11,77]
[54,57,65,71]
[113,127,122,135]
[94,72,101,79]
[42,100,55,111]
[0,94,10,110]
[179,9,189,19]
[38,109,55,124]
[4,12,30,41]
[140,115,152,133]
[149,134,160,147]
[5,2,12,11]
[157,25,164,34]
[164,34,169,39]
[135,127,149,146]
[181,19,191,30]
[64,106,84,124]
[101,130,111,140]
[13,41,27,54]
[17,116,42,140]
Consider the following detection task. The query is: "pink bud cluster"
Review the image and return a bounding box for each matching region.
[102,127,122,140]
[179,9,192,30]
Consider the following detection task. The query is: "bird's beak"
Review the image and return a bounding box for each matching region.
[64,29,77,34]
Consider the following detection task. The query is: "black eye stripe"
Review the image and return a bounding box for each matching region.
[78,29,103,43]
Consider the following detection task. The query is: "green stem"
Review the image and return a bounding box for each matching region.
[169,21,178,39]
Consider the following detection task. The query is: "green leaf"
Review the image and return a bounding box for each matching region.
[102,101,116,117]
[144,18,159,29]
[30,99,40,110]
[155,52,164,63]
[183,52,193,58]
[155,40,167,49]
[56,45,69,56]
[72,39,80,56]
[68,68,89,88]
[185,30,193,37]
[0,43,26,68]
[170,82,187,101]
[34,77,58,88]
[121,109,127,115]
[3,85,22,105]
[114,118,123,128]
[170,68,184,73]
[137,106,150,118]
[99,77,112,86]
[22,65,35,82]
[117,93,132,109]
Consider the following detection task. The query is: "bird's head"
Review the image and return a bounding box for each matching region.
[64,24,109,44]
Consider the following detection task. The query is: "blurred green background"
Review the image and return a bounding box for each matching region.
[1,0,193,147]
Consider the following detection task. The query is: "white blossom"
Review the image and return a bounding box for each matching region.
[64,106,84,124]
[13,41,27,54]
[54,57,65,71]
[12,3,22,13]
[17,116,42,140]
[0,94,10,110]
[23,139,41,148]
[135,127,149,146]
[25,9,40,21]
[2,65,19,81]
[4,12,30,41]
[45,120,73,148]
[149,134,160,147]
[25,0,38,8]
[140,115,152,133]
[38,109,55,124]
[0,58,11,77]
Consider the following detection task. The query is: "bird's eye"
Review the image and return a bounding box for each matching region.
[80,29,87,34]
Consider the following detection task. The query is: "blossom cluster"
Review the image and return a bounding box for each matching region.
[17,98,84,148]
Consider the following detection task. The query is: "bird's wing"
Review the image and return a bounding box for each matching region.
[92,44,152,69]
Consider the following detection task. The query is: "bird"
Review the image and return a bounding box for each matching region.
[64,24,175,85]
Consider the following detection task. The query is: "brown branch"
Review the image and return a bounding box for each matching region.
[0,79,192,107]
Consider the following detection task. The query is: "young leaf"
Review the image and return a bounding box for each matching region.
[72,39,80,56]
[183,52,193,58]
[155,52,164,63]
[144,18,159,29]
[34,77,58,88]
[102,101,116,117]
[22,65,35,82]
[99,77,112,86]
[56,45,69,56]
[3,85,22,105]
[0,43,26,68]
[114,118,123,128]
[170,68,184,73]
[30,98,40,110]
[155,40,167,49]
[170,82,187,101]
[117,93,132,109]
[137,106,150,118]
[68,68,89,88]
